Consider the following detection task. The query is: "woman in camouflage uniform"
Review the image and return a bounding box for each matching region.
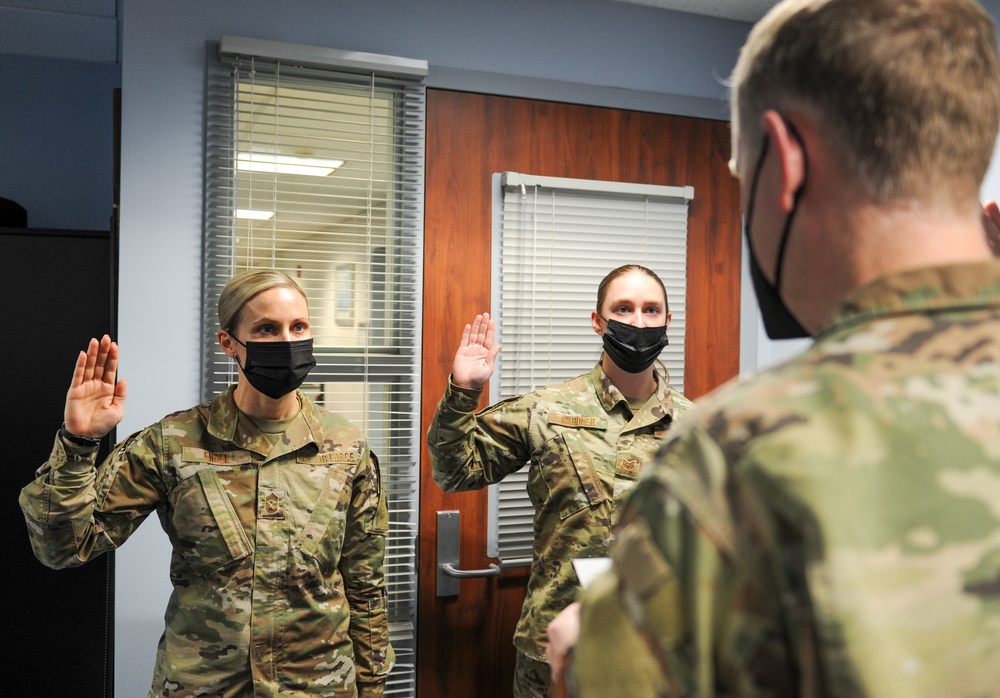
[20,268,394,698]
[426,264,693,697]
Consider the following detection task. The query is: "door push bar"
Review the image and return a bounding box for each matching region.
[436,510,532,597]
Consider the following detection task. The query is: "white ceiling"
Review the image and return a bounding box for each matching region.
[0,0,776,64]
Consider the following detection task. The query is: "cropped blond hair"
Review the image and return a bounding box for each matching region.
[218,268,308,333]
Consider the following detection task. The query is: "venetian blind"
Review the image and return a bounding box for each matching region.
[203,37,425,696]
[487,172,692,562]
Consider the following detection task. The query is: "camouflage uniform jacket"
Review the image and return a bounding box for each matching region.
[426,362,693,661]
[573,261,1000,697]
[20,387,394,698]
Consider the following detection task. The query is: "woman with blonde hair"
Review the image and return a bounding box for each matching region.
[21,268,394,698]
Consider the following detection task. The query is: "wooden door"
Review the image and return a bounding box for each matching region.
[419,90,741,697]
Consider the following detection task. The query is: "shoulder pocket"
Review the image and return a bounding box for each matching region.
[366,451,390,535]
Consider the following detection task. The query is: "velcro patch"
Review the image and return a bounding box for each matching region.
[182,447,253,466]
[549,413,608,429]
[298,451,360,465]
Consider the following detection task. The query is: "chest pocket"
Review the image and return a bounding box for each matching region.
[169,465,253,576]
[295,450,358,575]
[540,422,610,521]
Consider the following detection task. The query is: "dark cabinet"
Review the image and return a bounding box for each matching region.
[5,226,115,697]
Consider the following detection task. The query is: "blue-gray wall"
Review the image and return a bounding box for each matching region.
[6,0,1000,694]
[0,54,119,230]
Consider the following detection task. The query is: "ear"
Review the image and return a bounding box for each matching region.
[591,309,604,336]
[760,110,806,214]
[217,329,237,358]
[665,310,673,328]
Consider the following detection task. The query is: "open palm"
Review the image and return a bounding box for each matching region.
[452,313,501,390]
[64,335,128,439]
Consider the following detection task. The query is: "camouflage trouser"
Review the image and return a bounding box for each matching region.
[513,651,551,698]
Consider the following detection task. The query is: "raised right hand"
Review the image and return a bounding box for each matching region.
[64,335,128,439]
[451,313,501,390]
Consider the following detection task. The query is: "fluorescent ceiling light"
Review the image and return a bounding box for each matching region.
[237,152,344,176]
[236,208,275,220]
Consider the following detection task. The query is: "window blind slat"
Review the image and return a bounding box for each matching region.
[204,45,422,695]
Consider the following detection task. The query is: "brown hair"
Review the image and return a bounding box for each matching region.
[218,268,308,333]
[596,264,669,313]
[730,0,1000,207]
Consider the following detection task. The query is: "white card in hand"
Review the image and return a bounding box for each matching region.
[572,557,612,589]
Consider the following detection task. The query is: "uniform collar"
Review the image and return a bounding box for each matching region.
[818,260,1000,340]
[588,361,677,421]
[207,386,324,455]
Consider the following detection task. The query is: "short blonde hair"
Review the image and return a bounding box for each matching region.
[218,268,308,333]
[730,0,1000,206]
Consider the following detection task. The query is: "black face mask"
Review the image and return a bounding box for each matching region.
[744,120,810,340]
[231,337,316,399]
[601,318,669,374]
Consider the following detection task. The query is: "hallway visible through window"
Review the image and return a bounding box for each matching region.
[203,37,426,695]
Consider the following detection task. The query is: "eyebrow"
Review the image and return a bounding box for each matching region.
[250,315,309,327]
[608,298,664,308]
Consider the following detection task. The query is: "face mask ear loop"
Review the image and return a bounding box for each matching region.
[225,330,247,371]
[773,118,808,292]
[746,135,770,241]
[656,358,671,387]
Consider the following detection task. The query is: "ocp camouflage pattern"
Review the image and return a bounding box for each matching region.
[426,362,693,662]
[574,261,1000,697]
[20,387,394,697]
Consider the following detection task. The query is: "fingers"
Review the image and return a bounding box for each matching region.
[983,200,1000,255]
[460,313,491,347]
[984,199,1000,221]
[70,349,89,389]
[546,602,581,684]
[483,313,496,348]
[469,313,486,345]
[80,337,100,383]
[89,335,118,383]
[75,335,119,387]
[103,338,120,385]
[467,312,494,347]
[114,378,128,407]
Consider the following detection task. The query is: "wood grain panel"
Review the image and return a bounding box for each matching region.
[419,89,741,697]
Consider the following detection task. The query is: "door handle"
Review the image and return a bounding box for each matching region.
[437,510,530,597]
[441,561,501,579]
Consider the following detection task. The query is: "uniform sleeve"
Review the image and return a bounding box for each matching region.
[19,427,166,570]
[340,447,395,695]
[425,376,533,492]
[570,568,671,698]
[572,425,797,697]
